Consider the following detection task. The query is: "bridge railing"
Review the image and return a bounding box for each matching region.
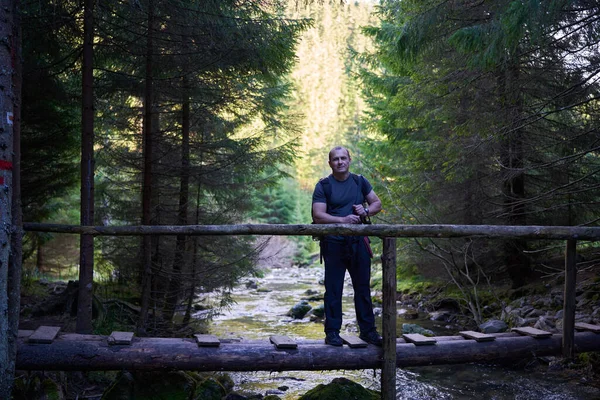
[23,222,598,400]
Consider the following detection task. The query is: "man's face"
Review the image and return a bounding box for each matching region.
[329,148,351,174]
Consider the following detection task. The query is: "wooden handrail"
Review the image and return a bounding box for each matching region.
[22,222,600,240]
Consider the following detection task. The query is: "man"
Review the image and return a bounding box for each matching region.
[312,146,383,346]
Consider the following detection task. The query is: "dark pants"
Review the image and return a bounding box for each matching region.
[321,237,376,334]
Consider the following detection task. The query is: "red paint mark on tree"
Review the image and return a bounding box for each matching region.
[0,160,12,170]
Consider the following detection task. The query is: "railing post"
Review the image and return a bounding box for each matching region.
[563,239,577,359]
[381,237,397,400]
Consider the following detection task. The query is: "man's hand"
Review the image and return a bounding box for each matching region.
[352,204,368,217]
[341,214,362,224]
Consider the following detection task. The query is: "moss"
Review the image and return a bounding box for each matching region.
[298,377,379,400]
[192,378,224,400]
[41,378,64,400]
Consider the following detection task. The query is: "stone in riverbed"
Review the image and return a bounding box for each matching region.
[288,300,312,319]
[479,319,508,334]
[298,377,379,400]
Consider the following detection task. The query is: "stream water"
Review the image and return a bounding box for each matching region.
[204,265,600,399]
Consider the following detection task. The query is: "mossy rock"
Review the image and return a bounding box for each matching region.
[288,300,312,319]
[101,371,197,400]
[298,377,379,400]
[264,395,282,400]
[311,304,325,318]
[12,374,64,400]
[193,376,228,400]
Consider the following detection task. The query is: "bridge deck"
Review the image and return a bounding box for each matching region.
[16,327,600,372]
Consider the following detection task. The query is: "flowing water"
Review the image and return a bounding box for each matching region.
[204,265,600,399]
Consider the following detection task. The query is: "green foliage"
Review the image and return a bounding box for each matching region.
[359,0,600,292]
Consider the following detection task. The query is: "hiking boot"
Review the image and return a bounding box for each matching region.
[359,330,383,346]
[325,331,343,346]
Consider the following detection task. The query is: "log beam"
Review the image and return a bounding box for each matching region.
[16,332,600,372]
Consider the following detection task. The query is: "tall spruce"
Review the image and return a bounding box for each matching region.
[361,0,600,288]
[91,0,308,330]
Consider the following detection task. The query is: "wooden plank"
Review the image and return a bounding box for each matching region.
[269,335,297,349]
[575,322,600,333]
[194,334,220,347]
[402,333,436,345]
[459,331,496,342]
[28,326,61,344]
[108,331,134,345]
[512,327,552,338]
[340,335,367,348]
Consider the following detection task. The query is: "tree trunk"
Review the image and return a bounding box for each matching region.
[77,0,95,334]
[163,82,190,322]
[182,180,202,326]
[137,0,156,335]
[499,64,530,288]
[1,1,20,397]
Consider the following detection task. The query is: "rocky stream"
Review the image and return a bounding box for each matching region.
[204,260,600,399]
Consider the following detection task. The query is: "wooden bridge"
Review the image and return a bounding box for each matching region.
[21,222,600,399]
[16,324,600,372]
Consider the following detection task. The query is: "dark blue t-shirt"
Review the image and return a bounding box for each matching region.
[312,174,373,241]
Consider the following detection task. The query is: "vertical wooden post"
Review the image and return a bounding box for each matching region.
[563,239,577,359]
[381,237,397,400]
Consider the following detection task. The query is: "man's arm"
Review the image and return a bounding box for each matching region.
[352,190,382,218]
[313,202,362,224]
[365,190,382,216]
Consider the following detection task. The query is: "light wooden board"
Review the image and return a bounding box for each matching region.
[28,326,61,344]
[459,331,496,342]
[574,322,600,333]
[340,335,368,348]
[511,327,552,338]
[194,334,221,347]
[108,331,134,345]
[269,335,297,349]
[402,333,436,345]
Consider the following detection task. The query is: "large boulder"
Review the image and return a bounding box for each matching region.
[479,319,508,334]
[298,377,379,400]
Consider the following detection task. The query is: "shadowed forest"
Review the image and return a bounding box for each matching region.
[1,0,600,398]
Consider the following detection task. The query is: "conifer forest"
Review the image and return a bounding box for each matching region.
[1,1,600,398]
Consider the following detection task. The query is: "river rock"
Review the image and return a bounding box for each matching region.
[298,377,379,400]
[309,304,325,319]
[288,300,312,319]
[399,307,419,319]
[479,319,508,333]
[429,310,452,322]
[534,316,557,332]
[245,280,258,289]
[402,323,434,336]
